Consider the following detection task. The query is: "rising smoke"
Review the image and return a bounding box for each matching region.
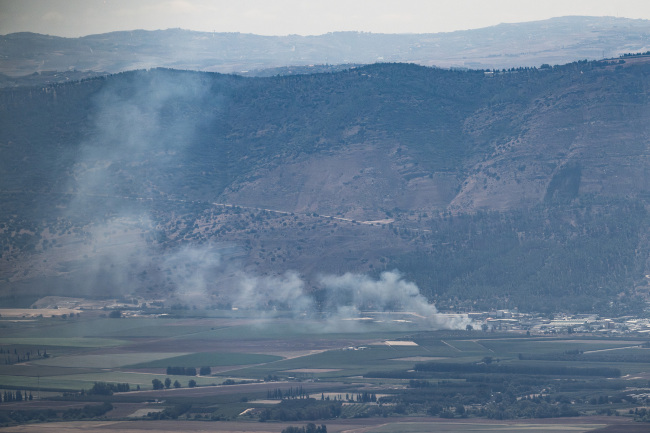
[45,70,212,297]
[231,269,469,330]
[45,69,468,330]
[162,244,467,329]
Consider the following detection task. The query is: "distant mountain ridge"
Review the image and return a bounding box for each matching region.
[2,16,650,78]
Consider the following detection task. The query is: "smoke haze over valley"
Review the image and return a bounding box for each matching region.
[3,15,650,323]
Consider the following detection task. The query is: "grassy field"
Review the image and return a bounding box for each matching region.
[0,371,223,391]
[232,344,433,378]
[32,353,190,368]
[125,352,283,368]
[0,337,128,347]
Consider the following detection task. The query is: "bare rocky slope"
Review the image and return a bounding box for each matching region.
[1,59,650,314]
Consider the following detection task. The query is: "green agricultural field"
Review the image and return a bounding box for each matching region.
[442,339,495,353]
[126,352,283,368]
[232,344,435,378]
[1,317,219,339]
[478,338,641,356]
[47,371,223,389]
[32,352,191,369]
[0,337,128,347]
[0,370,222,392]
[1,312,649,429]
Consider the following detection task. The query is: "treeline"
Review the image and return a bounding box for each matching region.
[61,402,114,419]
[0,347,48,365]
[414,361,621,378]
[282,424,327,433]
[0,402,113,425]
[1,390,32,402]
[267,386,308,400]
[347,392,377,403]
[88,382,130,395]
[479,399,579,420]
[166,366,196,376]
[259,399,342,422]
[632,408,650,423]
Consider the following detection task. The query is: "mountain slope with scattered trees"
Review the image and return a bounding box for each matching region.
[2,58,650,314]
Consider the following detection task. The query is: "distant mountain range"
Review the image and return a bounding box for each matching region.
[2,57,650,315]
[2,16,650,80]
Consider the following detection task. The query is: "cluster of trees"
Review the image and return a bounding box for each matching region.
[0,402,113,425]
[631,408,650,422]
[267,386,308,400]
[374,385,584,421]
[1,390,32,402]
[61,402,114,420]
[360,355,649,421]
[335,392,376,403]
[166,366,197,376]
[0,347,48,365]
[152,378,187,389]
[146,403,191,420]
[259,399,342,422]
[88,382,130,395]
[281,424,327,433]
[478,399,579,420]
[621,51,650,57]
[408,379,434,388]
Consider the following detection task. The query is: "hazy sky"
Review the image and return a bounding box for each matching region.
[1,0,650,37]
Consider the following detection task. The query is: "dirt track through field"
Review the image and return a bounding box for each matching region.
[440,340,462,351]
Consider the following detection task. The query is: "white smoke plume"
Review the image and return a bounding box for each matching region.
[233,270,314,314]
[316,271,471,330]
[155,244,467,330]
[43,69,469,331]
[175,264,469,330]
[47,70,213,297]
[162,243,225,305]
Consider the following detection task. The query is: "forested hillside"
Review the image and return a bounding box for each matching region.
[1,58,650,314]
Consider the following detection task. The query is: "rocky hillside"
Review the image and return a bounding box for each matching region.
[1,58,650,314]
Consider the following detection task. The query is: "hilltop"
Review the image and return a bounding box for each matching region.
[2,16,650,80]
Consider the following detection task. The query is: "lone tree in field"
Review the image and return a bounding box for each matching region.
[164,377,172,389]
[152,379,164,390]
